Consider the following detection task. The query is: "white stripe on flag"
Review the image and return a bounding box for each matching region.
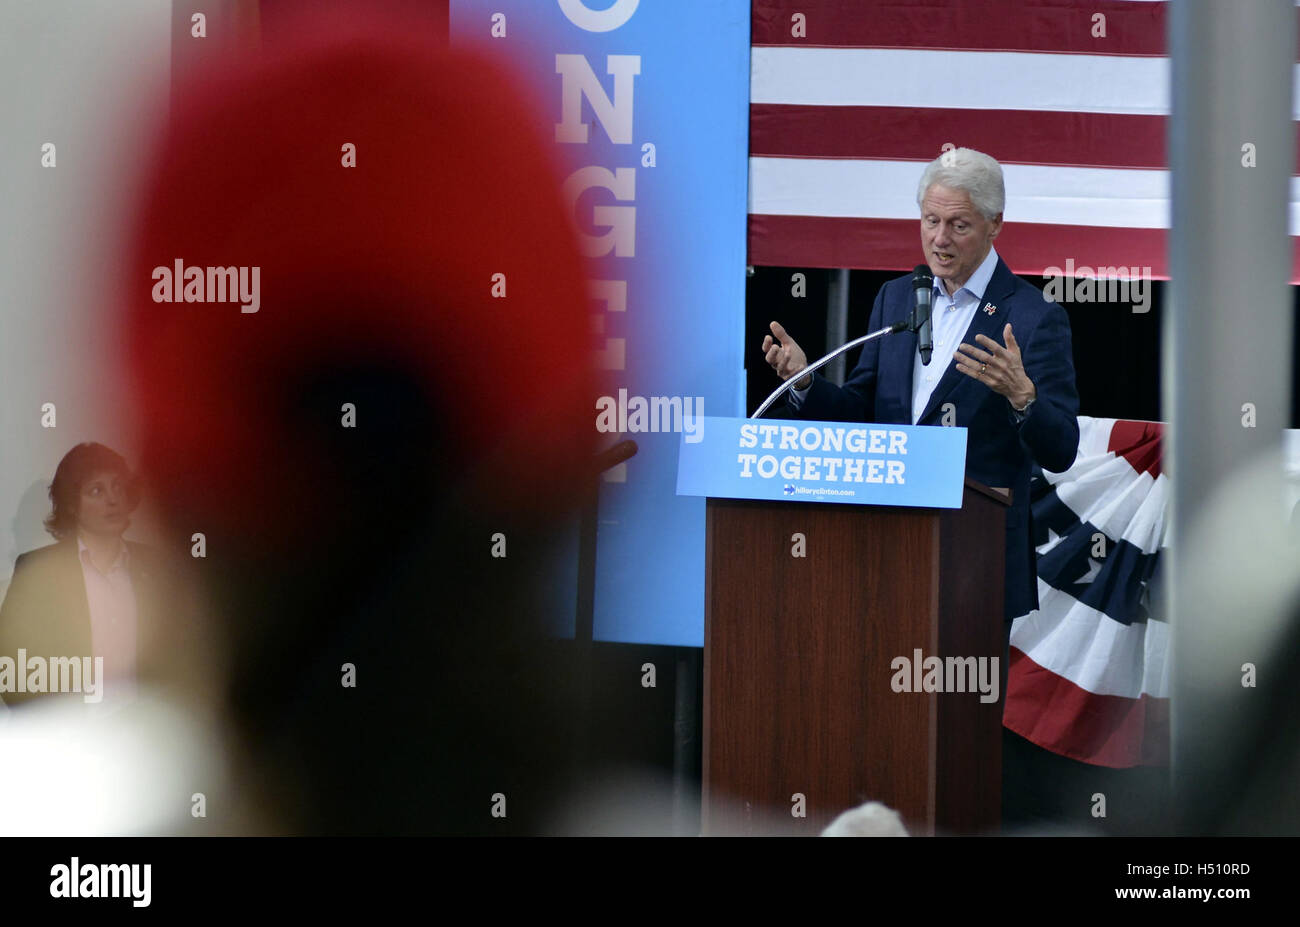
[750,157,1170,227]
[1054,468,1167,556]
[1013,580,1170,699]
[750,157,1300,234]
[1049,417,1119,468]
[752,47,1300,120]
[751,47,1169,113]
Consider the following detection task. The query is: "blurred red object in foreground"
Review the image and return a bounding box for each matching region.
[121,8,594,553]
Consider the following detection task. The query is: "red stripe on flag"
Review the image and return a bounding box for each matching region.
[1003,647,1169,767]
[749,215,1167,275]
[748,215,1300,283]
[1108,420,1164,478]
[752,0,1167,56]
[751,105,1171,170]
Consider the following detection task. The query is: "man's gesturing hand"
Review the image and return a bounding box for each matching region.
[762,321,812,390]
[954,322,1036,410]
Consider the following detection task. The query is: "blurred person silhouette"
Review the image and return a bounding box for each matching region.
[1,5,597,835]
[0,442,171,709]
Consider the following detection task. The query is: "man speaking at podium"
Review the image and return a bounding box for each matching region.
[761,148,1080,625]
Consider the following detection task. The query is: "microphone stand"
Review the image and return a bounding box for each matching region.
[751,320,909,419]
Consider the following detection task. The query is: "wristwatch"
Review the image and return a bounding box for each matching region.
[1011,396,1035,421]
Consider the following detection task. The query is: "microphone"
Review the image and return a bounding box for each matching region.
[913,264,934,366]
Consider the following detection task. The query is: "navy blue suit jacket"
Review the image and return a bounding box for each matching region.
[792,256,1080,621]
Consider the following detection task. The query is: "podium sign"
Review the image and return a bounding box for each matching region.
[677,417,967,508]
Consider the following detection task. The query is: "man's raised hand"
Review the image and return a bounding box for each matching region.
[762,321,811,389]
[954,321,1036,410]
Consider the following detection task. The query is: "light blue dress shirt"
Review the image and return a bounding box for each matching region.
[910,246,1000,424]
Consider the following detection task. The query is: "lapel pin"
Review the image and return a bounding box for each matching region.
[982,302,997,315]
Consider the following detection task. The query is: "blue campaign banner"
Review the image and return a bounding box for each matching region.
[678,418,969,509]
[451,2,750,647]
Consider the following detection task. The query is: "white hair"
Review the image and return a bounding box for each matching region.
[820,801,910,837]
[916,147,1005,221]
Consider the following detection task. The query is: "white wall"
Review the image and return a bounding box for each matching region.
[0,0,172,598]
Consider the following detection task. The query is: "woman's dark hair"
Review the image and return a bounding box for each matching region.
[43,443,141,540]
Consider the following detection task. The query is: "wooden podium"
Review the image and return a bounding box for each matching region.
[702,477,1010,836]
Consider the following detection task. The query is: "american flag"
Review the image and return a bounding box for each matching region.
[747,0,1300,279]
[1005,417,1168,767]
